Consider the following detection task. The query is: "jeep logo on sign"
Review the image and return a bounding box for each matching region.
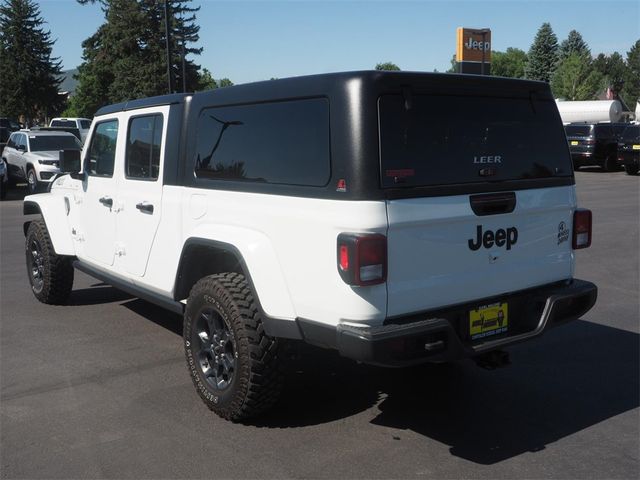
[468,225,518,251]
[464,37,491,52]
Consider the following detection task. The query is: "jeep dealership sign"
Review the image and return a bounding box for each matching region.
[456,27,492,74]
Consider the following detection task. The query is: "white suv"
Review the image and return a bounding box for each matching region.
[3,130,82,194]
[22,72,597,422]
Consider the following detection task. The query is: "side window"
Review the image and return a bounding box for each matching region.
[125,114,163,180]
[193,98,330,186]
[17,134,27,150]
[86,120,119,177]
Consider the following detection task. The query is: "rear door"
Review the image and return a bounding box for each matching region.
[115,108,167,277]
[379,93,576,317]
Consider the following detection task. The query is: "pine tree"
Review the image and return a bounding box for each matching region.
[559,30,590,60]
[525,23,559,82]
[0,0,64,123]
[71,0,202,117]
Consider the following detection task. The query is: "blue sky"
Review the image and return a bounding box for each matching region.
[38,0,639,84]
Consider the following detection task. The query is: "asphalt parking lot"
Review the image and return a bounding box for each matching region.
[1,170,638,479]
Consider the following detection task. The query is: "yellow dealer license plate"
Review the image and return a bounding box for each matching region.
[571,140,579,146]
[470,302,508,341]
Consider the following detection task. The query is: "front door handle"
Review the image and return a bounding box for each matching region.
[99,196,113,208]
[136,202,154,214]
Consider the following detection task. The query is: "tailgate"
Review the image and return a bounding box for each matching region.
[386,187,576,317]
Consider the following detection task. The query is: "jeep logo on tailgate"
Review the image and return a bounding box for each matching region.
[468,225,518,251]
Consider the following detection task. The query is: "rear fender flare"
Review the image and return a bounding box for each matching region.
[177,225,296,321]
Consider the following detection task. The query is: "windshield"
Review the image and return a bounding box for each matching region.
[565,125,593,137]
[379,94,572,188]
[29,135,82,152]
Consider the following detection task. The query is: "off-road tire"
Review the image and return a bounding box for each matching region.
[184,273,284,421]
[25,219,74,304]
[624,164,639,175]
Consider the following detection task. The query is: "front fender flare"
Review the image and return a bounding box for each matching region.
[23,194,75,256]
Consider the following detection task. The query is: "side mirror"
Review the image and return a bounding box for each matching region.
[59,149,81,175]
[17,144,26,152]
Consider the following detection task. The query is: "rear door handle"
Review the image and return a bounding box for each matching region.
[136,202,154,214]
[99,196,113,208]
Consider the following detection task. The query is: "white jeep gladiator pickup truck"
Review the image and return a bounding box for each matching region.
[23,71,597,421]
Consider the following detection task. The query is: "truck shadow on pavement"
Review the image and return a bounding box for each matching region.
[115,296,638,465]
[263,320,639,465]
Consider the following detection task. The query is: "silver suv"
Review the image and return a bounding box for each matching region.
[2,130,82,194]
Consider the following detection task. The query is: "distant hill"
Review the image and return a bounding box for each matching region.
[57,68,79,95]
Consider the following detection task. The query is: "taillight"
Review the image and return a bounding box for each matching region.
[573,208,592,249]
[337,233,387,286]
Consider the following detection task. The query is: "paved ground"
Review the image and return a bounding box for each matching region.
[1,171,638,479]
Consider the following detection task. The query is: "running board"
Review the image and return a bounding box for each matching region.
[73,260,185,315]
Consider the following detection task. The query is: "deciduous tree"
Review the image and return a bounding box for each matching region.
[375,62,401,71]
[491,48,528,78]
[623,40,640,109]
[551,53,603,100]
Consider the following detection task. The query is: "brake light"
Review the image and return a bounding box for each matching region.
[573,209,592,249]
[337,233,387,286]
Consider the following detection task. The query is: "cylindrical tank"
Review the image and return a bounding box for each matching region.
[556,100,623,124]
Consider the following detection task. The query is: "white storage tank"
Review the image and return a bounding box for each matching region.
[556,100,623,124]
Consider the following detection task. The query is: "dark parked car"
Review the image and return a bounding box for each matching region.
[617,124,639,175]
[0,118,21,130]
[0,118,21,156]
[565,123,628,171]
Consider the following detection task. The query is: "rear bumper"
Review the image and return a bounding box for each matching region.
[298,279,597,367]
[571,152,597,166]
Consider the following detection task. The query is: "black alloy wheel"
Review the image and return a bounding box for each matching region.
[192,306,237,391]
[26,237,45,294]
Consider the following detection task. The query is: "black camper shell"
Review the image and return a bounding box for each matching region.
[96,71,574,200]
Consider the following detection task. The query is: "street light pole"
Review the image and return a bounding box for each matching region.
[479,28,490,76]
[164,0,173,94]
[181,24,187,93]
